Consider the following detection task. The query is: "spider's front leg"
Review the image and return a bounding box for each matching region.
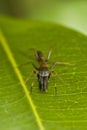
[46,49,52,62]
[50,61,74,70]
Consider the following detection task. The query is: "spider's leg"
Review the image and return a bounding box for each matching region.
[50,61,74,70]
[46,49,52,61]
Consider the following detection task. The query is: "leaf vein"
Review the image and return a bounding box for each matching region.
[0,31,45,130]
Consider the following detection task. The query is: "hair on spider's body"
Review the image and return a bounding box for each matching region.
[23,48,73,93]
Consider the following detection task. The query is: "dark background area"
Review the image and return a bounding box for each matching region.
[0,0,87,34]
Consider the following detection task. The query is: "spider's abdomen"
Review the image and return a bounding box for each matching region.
[37,70,50,91]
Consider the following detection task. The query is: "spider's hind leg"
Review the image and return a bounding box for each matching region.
[50,71,58,95]
[25,70,38,95]
[51,71,66,95]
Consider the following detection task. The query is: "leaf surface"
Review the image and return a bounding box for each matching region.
[0,16,87,130]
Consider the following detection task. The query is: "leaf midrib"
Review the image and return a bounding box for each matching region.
[0,30,45,130]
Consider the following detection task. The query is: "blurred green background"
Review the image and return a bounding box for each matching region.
[0,0,87,34]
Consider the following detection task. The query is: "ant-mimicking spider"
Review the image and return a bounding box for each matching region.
[20,48,73,93]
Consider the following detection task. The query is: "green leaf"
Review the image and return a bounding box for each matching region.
[0,16,87,130]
